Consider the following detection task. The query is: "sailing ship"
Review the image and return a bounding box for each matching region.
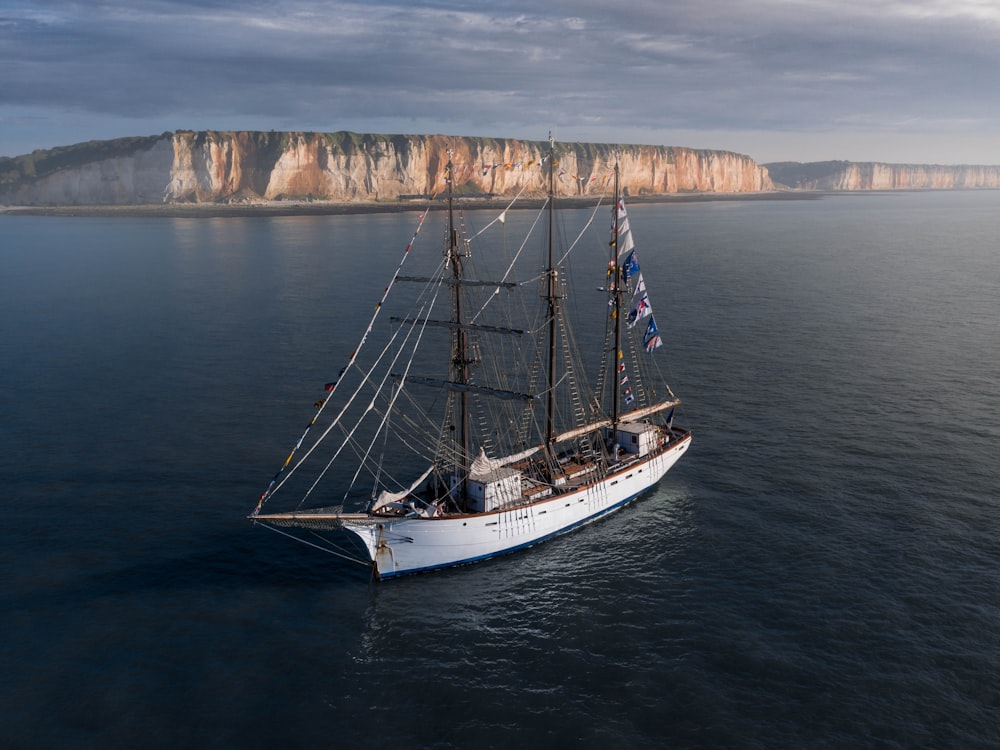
[250,136,691,579]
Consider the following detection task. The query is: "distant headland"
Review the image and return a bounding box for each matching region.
[765,160,1000,190]
[1,131,998,214]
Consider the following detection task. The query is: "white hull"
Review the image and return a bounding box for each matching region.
[343,435,690,579]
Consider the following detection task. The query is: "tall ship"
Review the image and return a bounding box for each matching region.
[250,136,692,579]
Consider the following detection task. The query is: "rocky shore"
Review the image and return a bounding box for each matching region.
[0,190,822,219]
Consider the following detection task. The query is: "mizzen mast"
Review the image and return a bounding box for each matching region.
[610,160,624,428]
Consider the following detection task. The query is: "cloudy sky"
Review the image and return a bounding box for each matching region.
[2,0,999,164]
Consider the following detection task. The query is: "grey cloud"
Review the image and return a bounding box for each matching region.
[2,0,999,161]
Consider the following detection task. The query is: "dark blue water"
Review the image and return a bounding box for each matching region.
[2,193,998,748]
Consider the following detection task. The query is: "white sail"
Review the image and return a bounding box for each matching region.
[370,465,436,513]
[468,446,540,480]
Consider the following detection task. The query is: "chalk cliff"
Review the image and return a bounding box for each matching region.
[766,160,1000,190]
[0,131,773,205]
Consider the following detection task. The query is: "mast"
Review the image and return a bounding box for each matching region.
[611,161,623,426]
[446,151,471,477]
[545,134,558,449]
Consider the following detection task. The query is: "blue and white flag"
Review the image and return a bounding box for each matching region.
[643,315,662,352]
[621,250,640,284]
[628,293,652,327]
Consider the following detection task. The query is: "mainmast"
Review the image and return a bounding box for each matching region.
[446,151,471,476]
[545,134,559,449]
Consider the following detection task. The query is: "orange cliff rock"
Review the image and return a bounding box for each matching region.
[1,131,773,205]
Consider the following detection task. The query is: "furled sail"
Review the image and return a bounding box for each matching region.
[369,465,436,513]
[468,446,540,480]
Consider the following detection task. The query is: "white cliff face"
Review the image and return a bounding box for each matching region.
[766,160,1000,191]
[11,133,1000,206]
[2,130,776,205]
[833,163,1000,190]
[5,139,175,204]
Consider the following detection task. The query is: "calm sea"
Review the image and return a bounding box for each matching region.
[1,192,998,749]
